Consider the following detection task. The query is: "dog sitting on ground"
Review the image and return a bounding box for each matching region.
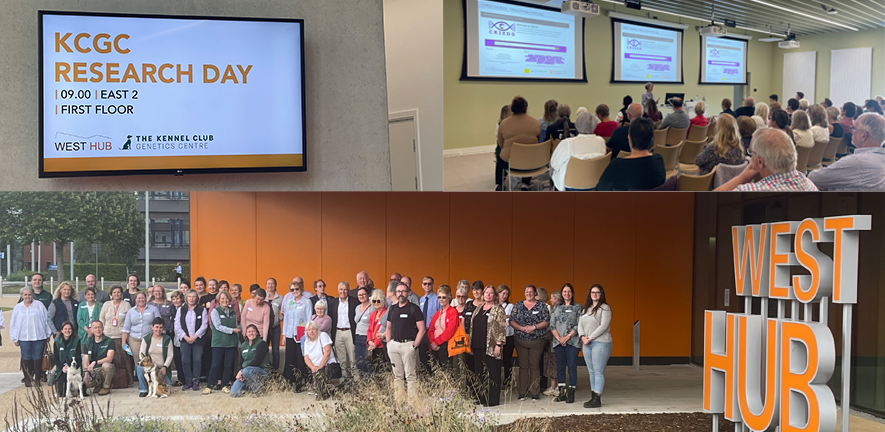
[65,357,85,401]
[138,356,170,398]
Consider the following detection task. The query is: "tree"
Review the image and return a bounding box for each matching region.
[0,192,144,284]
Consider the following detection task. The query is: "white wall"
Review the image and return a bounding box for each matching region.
[383,0,444,191]
[0,0,391,191]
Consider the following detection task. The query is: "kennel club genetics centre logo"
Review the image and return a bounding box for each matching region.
[52,132,215,154]
[704,215,870,432]
[489,21,516,36]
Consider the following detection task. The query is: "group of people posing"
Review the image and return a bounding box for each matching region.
[5,271,613,408]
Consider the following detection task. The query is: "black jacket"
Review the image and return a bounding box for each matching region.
[734,106,755,118]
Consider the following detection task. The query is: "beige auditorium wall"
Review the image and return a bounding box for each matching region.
[769,28,885,104]
[383,0,444,191]
[0,0,391,191]
[443,2,775,151]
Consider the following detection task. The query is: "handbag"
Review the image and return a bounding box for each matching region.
[327,362,342,379]
[41,344,53,371]
[447,323,471,357]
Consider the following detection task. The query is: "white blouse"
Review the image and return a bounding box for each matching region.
[9,301,52,343]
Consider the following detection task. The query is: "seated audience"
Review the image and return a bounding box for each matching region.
[660,98,689,130]
[769,94,778,104]
[796,92,805,100]
[734,97,756,118]
[549,104,577,140]
[695,114,745,175]
[769,110,794,144]
[689,102,708,132]
[826,107,844,138]
[593,104,619,137]
[791,110,814,148]
[720,98,736,117]
[538,99,558,142]
[614,95,632,126]
[496,96,541,191]
[550,111,606,191]
[808,105,830,144]
[738,116,757,149]
[822,98,833,108]
[865,99,884,116]
[230,324,271,397]
[752,103,769,130]
[494,105,511,161]
[786,98,800,116]
[807,113,885,191]
[607,103,641,158]
[769,102,782,113]
[715,129,817,191]
[643,99,661,123]
[799,99,810,111]
[596,118,666,191]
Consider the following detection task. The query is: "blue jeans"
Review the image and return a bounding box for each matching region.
[208,347,236,386]
[354,335,369,374]
[180,343,204,384]
[136,365,172,392]
[554,344,580,386]
[268,326,281,370]
[230,366,267,397]
[582,341,612,394]
[19,340,45,361]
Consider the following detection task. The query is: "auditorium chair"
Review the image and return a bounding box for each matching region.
[795,145,813,175]
[806,140,829,173]
[653,128,668,147]
[821,136,843,167]
[617,151,631,159]
[677,139,708,175]
[655,140,683,178]
[712,159,748,189]
[686,124,708,142]
[508,140,552,191]
[563,153,611,190]
[666,127,689,146]
[677,165,717,191]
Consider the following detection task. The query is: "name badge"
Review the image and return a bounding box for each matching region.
[156,344,163,347]
[196,315,202,320]
[248,307,253,311]
[465,312,472,316]
[532,310,539,315]
[59,347,65,351]
[242,349,248,353]
[118,312,126,316]
[399,314,408,318]
[87,350,92,354]
[566,310,573,313]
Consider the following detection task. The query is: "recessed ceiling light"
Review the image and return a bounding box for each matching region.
[749,0,856,31]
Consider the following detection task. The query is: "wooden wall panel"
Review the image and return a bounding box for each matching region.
[510,194,575,300]
[190,192,257,288]
[386,192,451,289]
[448,193,513,291]
[321,193,387,293]
[255,193,323,295]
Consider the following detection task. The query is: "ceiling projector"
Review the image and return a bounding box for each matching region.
[699,24,727,37]
[561,1,600,17]
[779,40,800,49]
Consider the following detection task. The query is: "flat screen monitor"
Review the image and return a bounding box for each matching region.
[39,11,306,177]
[461,0,586,82]
[664,93,685,106]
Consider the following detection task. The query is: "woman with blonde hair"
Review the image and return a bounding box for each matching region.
[48,281,78,338]
[469,285,507,406]
[366,290,388,373]
[497,284,515,386]
[752,102,770,130]
[689,101,708,132]
[826,107,844,139]
[695,113,745,175]
[808,104,830,144]
[791,110,814,148]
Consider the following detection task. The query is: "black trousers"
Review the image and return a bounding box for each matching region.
[200,333,212,379]
[502,335,515,386]
[418,337,433,375]
[473,353,501,407]
[284,338,308,388]
[495,156,532,191]
[431,341,451,370]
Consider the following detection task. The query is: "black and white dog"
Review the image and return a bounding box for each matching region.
[65,357,85,401]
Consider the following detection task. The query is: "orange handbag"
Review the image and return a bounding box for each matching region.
[447,323,470,357]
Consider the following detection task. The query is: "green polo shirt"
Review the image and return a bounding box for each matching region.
[83,335,113,364]
[241,338,270,371]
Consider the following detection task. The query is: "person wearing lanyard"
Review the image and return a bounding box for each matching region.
[469,285,506,407]
[384,282,425,400]
[122,292,159,389]
[334,281,357,382]
[281,282,311,391]
[77,288,102,350]
[417,277,439,375]
[509,284,551,401]
[99,286,132,386]
[352,287,373,376]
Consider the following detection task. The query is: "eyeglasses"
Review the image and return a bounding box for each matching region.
[422,282,432,286]
[372,300,382,304]
[438,296,448,300]
[456,295,467,299]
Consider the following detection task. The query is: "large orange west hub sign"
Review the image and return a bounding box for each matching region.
[703,215,871,432]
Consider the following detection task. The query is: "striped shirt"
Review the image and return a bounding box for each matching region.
[807,147,885,191]
[735,170,818,192]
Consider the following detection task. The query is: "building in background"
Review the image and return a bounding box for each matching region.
[137,192,190,265]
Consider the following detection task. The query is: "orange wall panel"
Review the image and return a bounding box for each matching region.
[255,192,323,294]
[321,193,387,292]
[386,192,451,288]
[510,194,576,298]
[633,193,695,357]
[190,192,257,287]
[574,194,637,357]
[448,193,513,289]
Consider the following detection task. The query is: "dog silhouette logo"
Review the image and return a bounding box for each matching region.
[121,135,132,150]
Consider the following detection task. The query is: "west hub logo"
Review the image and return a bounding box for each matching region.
[53,133,113,152]
[626,39,642,50]
[710,49,720,58]
[489,21,516,36]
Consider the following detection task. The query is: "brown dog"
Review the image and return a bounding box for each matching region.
[138,356,170,398]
